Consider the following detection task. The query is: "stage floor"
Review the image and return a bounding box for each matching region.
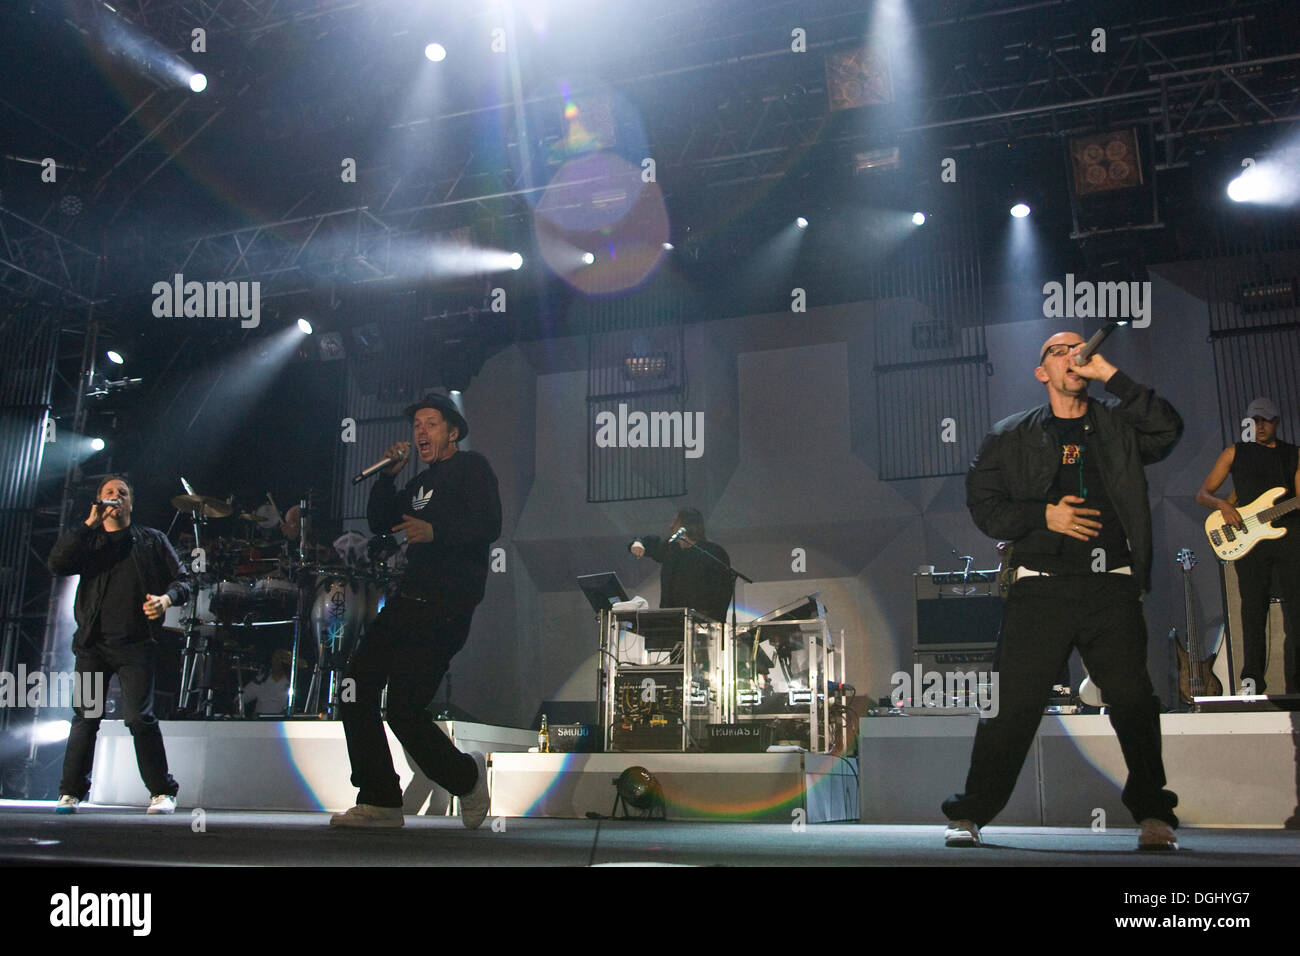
[1,803,1296,867]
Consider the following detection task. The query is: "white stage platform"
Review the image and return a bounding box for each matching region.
[859,712,1300,827]
[89,719,536,814]
[92,711,1296,827]
[88,720,860,822]
[488,752,860,822]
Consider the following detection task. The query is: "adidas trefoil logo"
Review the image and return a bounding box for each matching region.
[411,485,433,512]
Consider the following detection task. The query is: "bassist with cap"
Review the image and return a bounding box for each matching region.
[1197,398,1300,694]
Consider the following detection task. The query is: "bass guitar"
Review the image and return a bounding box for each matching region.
[1204,486,1300,561]
[1172,548,1223,704]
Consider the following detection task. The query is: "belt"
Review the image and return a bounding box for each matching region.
[1015,565,1132,581]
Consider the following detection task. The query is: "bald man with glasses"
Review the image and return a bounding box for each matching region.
[942,332,1184,851]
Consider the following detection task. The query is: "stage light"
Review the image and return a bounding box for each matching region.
[296,318,314,335]
[427,241,529,277]
[106,350,125,365]
[852,147,902,174]
[1222,149,1300,206]
[1010,203,1031,219]
[613,766,664,817]
[189,73,207,93]
[912,212,926,226]
[581,251,595,265]
[662,242,673,251]
[425,43,447,62]
[90,438,106,451]
[623,353,670,381]
[795,217,809,229]
[32,720,71,744]
[318,331,346,362]
[1226,167,1285,204]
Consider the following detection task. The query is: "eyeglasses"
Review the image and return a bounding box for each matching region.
[1040,342,1086,362]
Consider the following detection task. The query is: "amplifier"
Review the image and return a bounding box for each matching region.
[705,723,772,753]
[913,646,997,669]
[549,723,599,753]
[914,571,1004,648]
[612,666,685,752]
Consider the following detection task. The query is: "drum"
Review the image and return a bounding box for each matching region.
[233,542,283,577]
[163,583,217,633]
[209,577,301,623]
[311,576,382,667]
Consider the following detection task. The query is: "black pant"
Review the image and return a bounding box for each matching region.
[340,596,477,808]
[942,574,1178,828]
[1236,536,1300,694]
[59,640,179,800]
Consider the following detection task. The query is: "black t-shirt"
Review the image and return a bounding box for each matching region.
[92,529,148,643]
[1231,440,1299,528]
[1018,415,1132,574]
[368,451,503,614]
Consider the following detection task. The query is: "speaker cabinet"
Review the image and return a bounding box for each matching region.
[1220,561,1293,694]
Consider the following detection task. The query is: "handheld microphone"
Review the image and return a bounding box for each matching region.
[1073,321,1124,365]
[94,498,123,507]
[352,447,408,485]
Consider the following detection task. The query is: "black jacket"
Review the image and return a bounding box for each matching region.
[632,534,733,622]
[965,370,1183,592]
[368,450,502,614]
[48,523,192,650]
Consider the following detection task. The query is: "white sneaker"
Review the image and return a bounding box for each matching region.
[1137,818,1178,852]
[147,794,176,815]
[54,795,80,814]
[329,804,404,828]
[944,819,983,847]
[458,751,490,830]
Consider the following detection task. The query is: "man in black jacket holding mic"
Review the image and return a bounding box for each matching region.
[333,394,502,829]
[49,475,190,814]
[628,508,732,622]
[942,332,1183,851]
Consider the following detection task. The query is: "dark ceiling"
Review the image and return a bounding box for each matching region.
[3,0,1299,341]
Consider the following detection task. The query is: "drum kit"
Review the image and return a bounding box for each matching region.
[167,483,398,719]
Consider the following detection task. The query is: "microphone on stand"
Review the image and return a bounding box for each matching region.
[352,447,408,484]
[667,527,687,544]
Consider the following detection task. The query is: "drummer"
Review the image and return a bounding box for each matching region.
[241,649,294,716]
[276,500,342,566]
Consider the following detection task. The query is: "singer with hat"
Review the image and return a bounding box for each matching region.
[332,393,502,829]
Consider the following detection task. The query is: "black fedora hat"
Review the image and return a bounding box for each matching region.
[403,393,469,441]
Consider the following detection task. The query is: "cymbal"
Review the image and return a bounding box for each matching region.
[171,493,233,518]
